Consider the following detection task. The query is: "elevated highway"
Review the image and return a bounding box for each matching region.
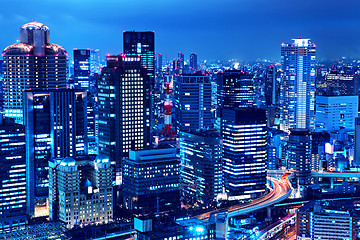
[196,172,294,220]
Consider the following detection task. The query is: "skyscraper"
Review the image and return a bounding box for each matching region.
[178,52,184,70]
[123,31,155,127]
[190,53,197,71]
[24,89,88,216]
[156,53,162,72]
[90,49,102,74]
[280,38,316,131]
[217,70,255,110]
[174,73,213,132]
[0,116,27,229]
[222,108,267,199]
[98,54,151,184]
[2,22,68,124]
[73,49,90,89]
[180,130,222,206]
[287,130,311,186]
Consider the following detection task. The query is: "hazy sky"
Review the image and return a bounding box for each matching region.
[1,0,360,62]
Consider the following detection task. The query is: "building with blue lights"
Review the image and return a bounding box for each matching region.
[24,89,88,216]
[315,95,358,132]
[180,130,222,206]
[190,53,197,72]
[0,116,27,229]
[222,108,267,199]
[174,73,213,132]
[280,38,316,132]
[73,49,90,89]
[48,155,113,229]
[122,148,180,215]
[2,22,68,124]
[98,54,151,186]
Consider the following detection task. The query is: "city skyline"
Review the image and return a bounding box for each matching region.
[0,0,359,61]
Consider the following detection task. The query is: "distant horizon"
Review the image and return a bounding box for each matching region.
[1,0,360,62]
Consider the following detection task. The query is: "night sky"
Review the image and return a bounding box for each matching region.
[1,0,360,62]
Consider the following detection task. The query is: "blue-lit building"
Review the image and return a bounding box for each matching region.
[123,31,155,128]
[49,155,113,229]
[174,73,213,132]
[73,49,90,89]
[98,54,151,186]
[0,116,27,229]
[180,130,222,206]
[122,148,180,215]
[287,129,311,187]
[280,38,316,132]
[222,108,267,199]
[24,89,88,216]
[2,22,68,124]
[217,70,255,110]
[190,53,197,72]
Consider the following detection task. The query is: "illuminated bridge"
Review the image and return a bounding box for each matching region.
[196,172,294,221]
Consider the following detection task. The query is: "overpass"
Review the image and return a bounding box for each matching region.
[196,172,294,220]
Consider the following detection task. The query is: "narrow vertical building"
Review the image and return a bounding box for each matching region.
[24,89,87,216]
[0,116,27,229]
[73,49,91,89]
[174,73,213,132]
[280,38,316,132]
[190,53,197,71]
[222,108,267,199]
[2,22,68,124]
[98,55,151,184]
[180,130,222,206]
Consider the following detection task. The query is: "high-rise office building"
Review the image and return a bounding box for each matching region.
[123,31,155,127]
[287,130,311,186]
[354,118,360,166]
[325,71,355,96]
[174,73,213,132]
[217,70,255,110]
[0,116,27,229]
[190,53,197,71]
[49,155,113,229]
[156,53,162,72]
[98,55,151,184]
[2,22,68,124]
[264,65,280,106]
[73,49,90,89]
[315,95,358,131]
[24,89,88,216]
[180,130,222,206]
[222,108,267,199]
[90,49,102,74]
[280,38,316,132]
[178,52,184,69]
[122,148,180,215]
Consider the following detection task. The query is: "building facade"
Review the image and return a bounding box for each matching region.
[222,108,267,199]
[73,49,90,89]
[315,95,358,132]
[2,22,68,124]
[49,155,113,229]
[24,89,88,216]
[98,54,151,184]
[0,116,27,229]
[122,148,180,215]
[190,53,197,71]
[174,73,213,132]
[280,38,316,132]
[180,130,222,206]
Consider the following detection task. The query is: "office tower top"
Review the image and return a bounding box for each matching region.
[217,70,255,110]
[2,22,68,123]
[280,38,316,132]
[174,73,213,132]
[73,49,90,89]
[190,53,197,71]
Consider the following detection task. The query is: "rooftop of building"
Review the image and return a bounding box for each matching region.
[21,21,49,31]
